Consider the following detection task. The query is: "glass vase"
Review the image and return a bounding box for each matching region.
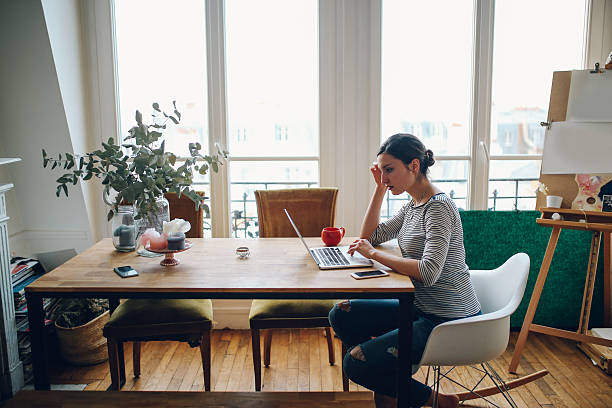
[111,205,136,252]
[135,196,170,256]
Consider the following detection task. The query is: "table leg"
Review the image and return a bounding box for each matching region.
[26,292,49,390]
[109,298,119,313]
[509,226,561,374]
[108,297,126,387]
[397,293,414,408]
[578,231,602,334]
[251,328,262,391]
[604,232,610,327]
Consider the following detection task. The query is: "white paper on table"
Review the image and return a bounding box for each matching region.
[541,121,612,174]
[566,70,612,122]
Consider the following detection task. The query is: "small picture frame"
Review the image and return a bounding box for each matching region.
[602,195,612,212]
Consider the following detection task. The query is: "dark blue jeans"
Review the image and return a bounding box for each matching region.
[329,300,472,407]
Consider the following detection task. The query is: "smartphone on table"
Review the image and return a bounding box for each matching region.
[350,270,389,280]
[113,265,138,278]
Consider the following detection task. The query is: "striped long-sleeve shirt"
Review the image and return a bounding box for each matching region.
[370,193,480,318]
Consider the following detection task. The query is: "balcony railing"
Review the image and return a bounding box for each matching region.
[196,177,539,238]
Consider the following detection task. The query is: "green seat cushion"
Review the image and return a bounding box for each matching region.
[249,299,337,320]
[105,299,213,328]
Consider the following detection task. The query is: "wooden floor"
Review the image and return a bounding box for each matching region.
[47,329,612,407]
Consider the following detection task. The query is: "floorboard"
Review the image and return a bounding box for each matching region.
[44,330,612,407]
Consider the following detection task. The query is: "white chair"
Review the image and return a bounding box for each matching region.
[416,253,548,407]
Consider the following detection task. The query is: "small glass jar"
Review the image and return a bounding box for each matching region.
[135,196,170,237]
[111,205,136,252]
[134,196,170,256]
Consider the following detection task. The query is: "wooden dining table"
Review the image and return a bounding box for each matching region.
[26,237,415,406]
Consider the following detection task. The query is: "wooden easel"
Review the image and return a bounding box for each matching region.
[509,207,612,373]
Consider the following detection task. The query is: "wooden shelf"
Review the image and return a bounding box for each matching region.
[540,207,612,218]
[536,218,612,232]
[538,207,612,232]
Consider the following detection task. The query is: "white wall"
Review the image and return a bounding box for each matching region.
[319,0,382,235]
[41,0,105,244]
[0,166,25,257]
[0,0,92,255]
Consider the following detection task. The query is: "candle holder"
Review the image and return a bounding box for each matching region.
[111,206,136,252]
[235,246,250,259]
[146,240,193,266]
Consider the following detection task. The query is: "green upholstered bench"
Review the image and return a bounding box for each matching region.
[459,210,606,330]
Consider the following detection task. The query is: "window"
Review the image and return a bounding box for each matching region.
[114,0,212,235]
[225,0,318,237]
[380,0,588,214]
[488,0,587,210]
[101,1,594,237]
[381,0,475,215]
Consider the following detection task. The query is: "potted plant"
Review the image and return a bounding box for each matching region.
[42,101,227,224]
[538,182,563,209]
[52,299,110,365]
[41,101,227,364]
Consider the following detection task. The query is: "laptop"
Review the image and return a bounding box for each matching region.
[284,209,373,270]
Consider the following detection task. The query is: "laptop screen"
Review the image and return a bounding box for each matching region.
[284,209,315,256]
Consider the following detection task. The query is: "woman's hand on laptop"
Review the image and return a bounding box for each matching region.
[348,239,377,259]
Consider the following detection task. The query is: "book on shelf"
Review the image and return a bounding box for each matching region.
[15,316,54,333]
[14,298,60,318]
[13,272,45,294]
[10,255,60,385]
[10,256,57,331]
[10,257,44,286]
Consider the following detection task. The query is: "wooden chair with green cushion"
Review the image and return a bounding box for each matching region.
[103,193,213,391]
[250,188,349,392]
[103,299,213,390]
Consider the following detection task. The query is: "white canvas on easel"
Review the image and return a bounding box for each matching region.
[566,70,612,122]
[541,121,612,174]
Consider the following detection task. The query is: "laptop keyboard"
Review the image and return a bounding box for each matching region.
[312,247,350,266]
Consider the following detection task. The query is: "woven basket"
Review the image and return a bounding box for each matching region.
[55,310,109,366]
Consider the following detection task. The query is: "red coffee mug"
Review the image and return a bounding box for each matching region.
[321,227,345,246]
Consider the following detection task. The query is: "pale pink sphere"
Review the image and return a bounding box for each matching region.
[148,234,168,250]
[140,229,168,250]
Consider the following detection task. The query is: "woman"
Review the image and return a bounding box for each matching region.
[329,134,481,408]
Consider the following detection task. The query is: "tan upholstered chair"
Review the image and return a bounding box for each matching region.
[249,188,348,392]
[165,192,205,238]
[102,192,212,391]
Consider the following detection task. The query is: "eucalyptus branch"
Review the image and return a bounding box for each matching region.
[43,102,227,222]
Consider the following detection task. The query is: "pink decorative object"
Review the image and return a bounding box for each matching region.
[138,228,168,251]
[147,240,193,267]
[148,234,168,250]
[572,174,606,211]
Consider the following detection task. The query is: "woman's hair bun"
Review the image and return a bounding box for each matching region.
[424,149,435,167]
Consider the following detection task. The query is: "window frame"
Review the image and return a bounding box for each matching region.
[88,0,597,237]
